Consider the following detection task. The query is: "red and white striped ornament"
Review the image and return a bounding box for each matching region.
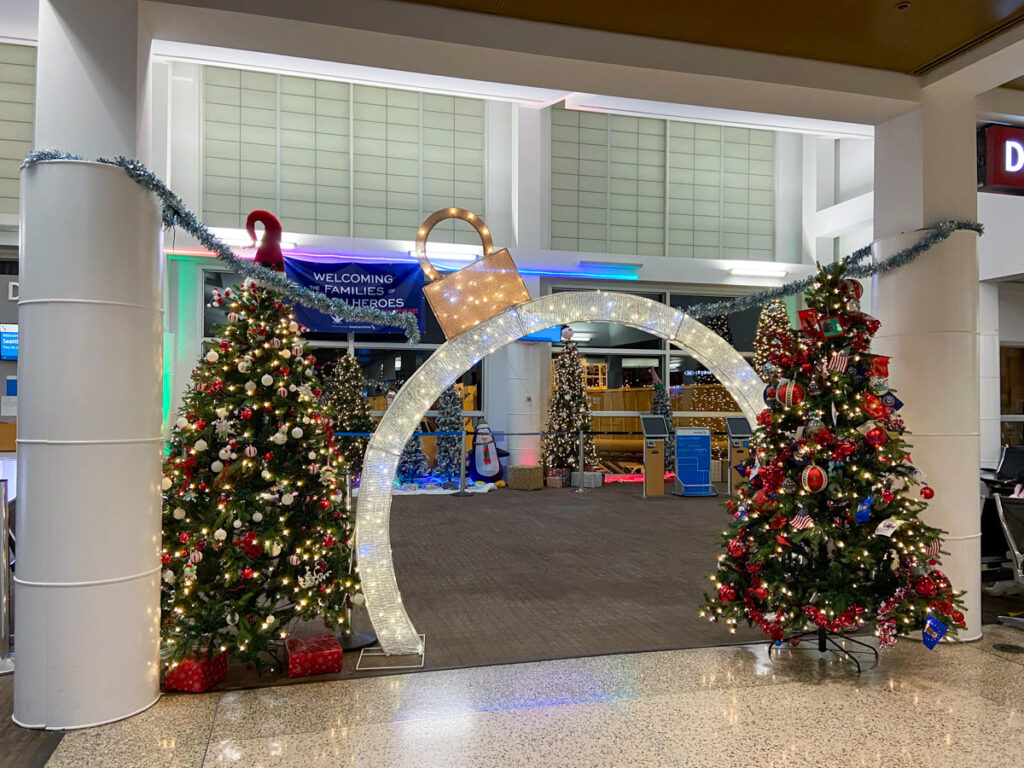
[800,464,826,493]
[189,550,203,564]
[244,445,258,458]
[227,312,239,323]
[292,346,303,357]
[270,337,282,348]
[776,380,805,408]
[277,387,289,398]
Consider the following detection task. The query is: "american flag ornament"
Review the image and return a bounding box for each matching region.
[790,511,814,530]
[926,539,942,557]
[827,351,850,372]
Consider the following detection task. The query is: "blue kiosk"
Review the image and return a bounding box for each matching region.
[673,426,717,497]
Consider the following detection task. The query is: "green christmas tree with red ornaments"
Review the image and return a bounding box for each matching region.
[699,261,965,649]
[160,278,362,670]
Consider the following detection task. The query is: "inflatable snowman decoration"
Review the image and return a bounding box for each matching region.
[467,419,508,484]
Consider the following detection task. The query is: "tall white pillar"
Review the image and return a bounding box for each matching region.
[872,90,981,640]
[979,283,1002,469]
[15,0,163,729]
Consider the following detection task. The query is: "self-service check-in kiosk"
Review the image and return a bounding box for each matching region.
[673,427,716,496]
[640,415,669,498]
[726,416,753,495]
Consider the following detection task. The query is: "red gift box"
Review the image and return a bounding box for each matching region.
[163,650,227,693]
[286,634,343,678]
[546,468,570,488]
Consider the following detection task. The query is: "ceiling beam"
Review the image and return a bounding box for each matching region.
[977,87,1024,125]
[143,0,920,126]
[921,18,1024,95]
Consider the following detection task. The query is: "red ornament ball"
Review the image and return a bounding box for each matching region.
[241,567,254,580]
[861,393,888,420]
[179,532,190,543]
[219,340,231,351]
[757,408,773,426]
[318,498,330,510]
[789,637,801,647]
[240,408,253,421]
[324,535,336,547]
[752,586,768,600]
[727,538,747,558]
[776,380,805,408]
[718,585,737,602]
[952,610,965,625]
[195,420,207,431]
[881,489,895,504]
[920,486,935,500]
[312,388,322,399]
[914,577,937,597]
[865,427,888,448]
[842,278,864,299]
[263,452,274,461]
[800,464,827,493]
[161,553,171,564]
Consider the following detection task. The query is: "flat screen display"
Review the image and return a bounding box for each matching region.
[0,324,18,361]
[726,417,752,438]
[640,415,669,438]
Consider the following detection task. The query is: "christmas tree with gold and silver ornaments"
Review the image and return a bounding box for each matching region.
[160,279,362,670]
[699,261,965,649]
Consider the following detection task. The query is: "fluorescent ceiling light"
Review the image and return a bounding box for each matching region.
[728,264,789,278]
[571,333,592,342]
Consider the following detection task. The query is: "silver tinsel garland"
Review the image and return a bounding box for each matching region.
[21,151,422,342]
[21,150,982,326]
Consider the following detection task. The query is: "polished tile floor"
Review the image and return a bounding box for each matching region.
[46,625,1024,767]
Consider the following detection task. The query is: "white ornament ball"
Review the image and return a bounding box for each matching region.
[281,493,294,506]
[233,519,242,529]
[252,511,263,523]
[244,445,258,458]
[308,451,317,460]
[161,476,173,491]
[305,369,314,377]
[261,374,274,386]
[302,416,311,424]
[226,612,238,626]
[261,470,272,480]
[266,614,276,625]
[219,447,231,460]
[245,381,257,393]
[351,593,365,606]
[176,417,188,429]
[211,460,224,473]
[189,550,203,564]
[238,362,249,374]
[272,432,287,445]
[270,543,282,557]
[214,528,227,541]
[172,507,186,520]
[281,349,291,359]
[289,384,298,392]
[291,427,304,439]
[288,554,301,566]
[194,439,208,452]
[205,350,219,363]
[162,569,176,585]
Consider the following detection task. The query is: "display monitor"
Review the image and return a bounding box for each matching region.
[640,415,670,438]
[0,324,17,361]
[726,417,752,438]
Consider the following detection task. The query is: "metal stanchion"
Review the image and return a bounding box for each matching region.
[0,479,13,675]
[340,469,377,651]
[453,430,471,497]
[574,429,589,494]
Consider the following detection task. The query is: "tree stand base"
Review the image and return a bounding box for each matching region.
[769,626,879,673]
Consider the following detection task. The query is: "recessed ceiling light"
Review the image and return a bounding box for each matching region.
[894,2,911,11]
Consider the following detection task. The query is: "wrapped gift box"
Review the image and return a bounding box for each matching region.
[546,468,571,488]
[286,634,343,678]
[509,465,544,490]
[163,650,227,693]
[571,471,604,488]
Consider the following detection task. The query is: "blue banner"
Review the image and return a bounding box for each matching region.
[284,258,425,334]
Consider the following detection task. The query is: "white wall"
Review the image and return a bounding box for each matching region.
[998,283,1024,344]
[979,192,1024,281]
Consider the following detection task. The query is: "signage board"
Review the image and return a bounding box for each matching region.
[284,259,425,334]
[0,324,18,361]
[978,124,1024,193]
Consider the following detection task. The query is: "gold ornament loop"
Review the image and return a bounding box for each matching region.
[415,207,494,282]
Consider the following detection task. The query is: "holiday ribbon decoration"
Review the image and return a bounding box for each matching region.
[415,207,531,340]
[20,151,421,341]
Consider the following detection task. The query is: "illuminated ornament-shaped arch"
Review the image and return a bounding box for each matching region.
[356,291,765,655]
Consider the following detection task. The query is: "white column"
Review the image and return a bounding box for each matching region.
[979,282,1002,469]
[15,0,162,729]
[872,90,981,640]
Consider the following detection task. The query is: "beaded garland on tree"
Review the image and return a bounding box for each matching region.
[698,261,966,649]
[160,279,362,671]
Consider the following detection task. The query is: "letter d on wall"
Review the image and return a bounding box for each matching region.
[1006,140,1024,172]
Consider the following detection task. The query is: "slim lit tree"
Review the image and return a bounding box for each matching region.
[435,384,464,483]
[322,353,374,475]
[542,340,599,470]
[754,299,791,377]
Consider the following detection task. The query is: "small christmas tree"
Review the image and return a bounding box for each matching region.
[698,261,966,648]
[160,279,361,669]
[323,353,374,475]
[398,432,430,483]
[542,339,599,470]
[650,378,675,468]
[754,300,791,377]
[706,314,734,347]
[435,384,464,484]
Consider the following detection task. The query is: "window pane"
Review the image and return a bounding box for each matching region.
[669,294,759,352]
[552,288,666,349]
[1001,347,1024,416]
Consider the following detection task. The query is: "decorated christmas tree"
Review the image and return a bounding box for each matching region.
[322,353,374,475]
[435,384,464,484]
[160,279,361,669]
[397,432,430,483]
[754,299,791,376]
[542,339,599,471]
[650,378,676,468]
[706,314,734,347]
[699,262,966,649]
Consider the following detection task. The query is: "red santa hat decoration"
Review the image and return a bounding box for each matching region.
[246,210,285,272]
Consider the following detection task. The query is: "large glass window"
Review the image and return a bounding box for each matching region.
[669,293,759,353]
[202,66,485,241]
[550,104,775,261]
[0,43,35,217]
[1001,346,1024,446]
